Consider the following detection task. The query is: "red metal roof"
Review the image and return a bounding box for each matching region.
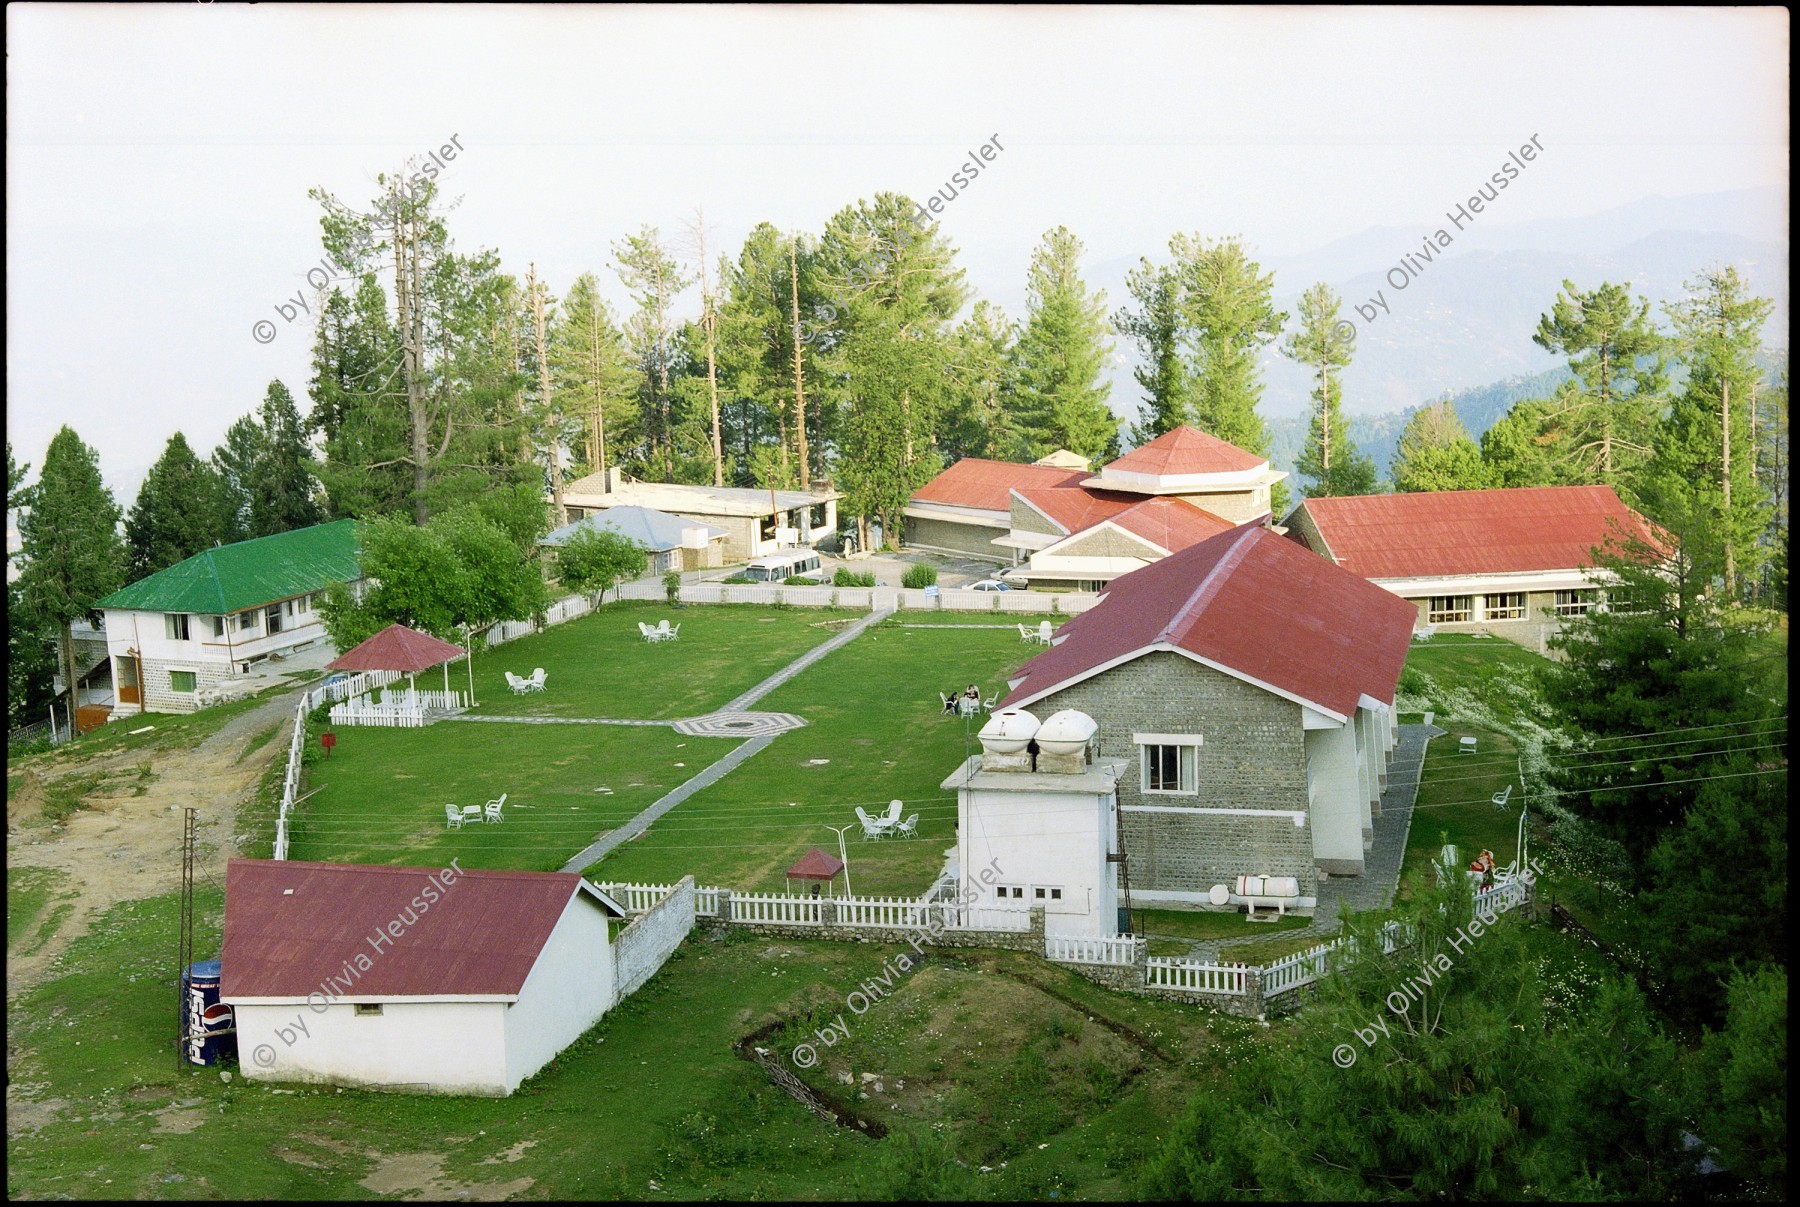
[327,623,468,674]
[1014,485,1138,534]
[1004,523,1417,718]
[222,859,605,999]
[1106,497,1238,553]
[786,848,845,880]
[910,458,1086,513]
[1294,485,1659,579]
[1103,425,1266,476]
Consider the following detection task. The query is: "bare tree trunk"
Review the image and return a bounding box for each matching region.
[529,264,564,526]
[589,306,606,478]
[60,621,77,737]
[693,216,724,487]
[395,189,430,526]
[1320,364,1331,475]
[1722,374,1735,597]
[790,238,810,486]
[654,274,672,481]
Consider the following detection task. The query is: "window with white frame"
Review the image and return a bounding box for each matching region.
[1554,588,1597,617]
[164,613,191,641]
[236,611,258,633]
[1139,740,1199,794]
[1427,595,1473,623]
[1484,592,1526,621]
[297,593,313,614]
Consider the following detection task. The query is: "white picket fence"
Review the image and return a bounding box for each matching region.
[273,699,308,861]
[729,891,826,926]
[835,895,931,929]
[1259,942,1338,996]
[1044,934,1145,966]
[1475,877,1529,913]
[1145,956,1251,996]
[304,669,402,711]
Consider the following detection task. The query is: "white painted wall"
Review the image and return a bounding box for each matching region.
[959,776,1118,938]
[502,891,617,1093]
[234,999,511,1095]
[1304,722,1364,874]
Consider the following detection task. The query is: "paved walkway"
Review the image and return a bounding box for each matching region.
[718,609,894,713]
[1166,722,1444,962]
[561,734,777,872]
[448,715,673,726]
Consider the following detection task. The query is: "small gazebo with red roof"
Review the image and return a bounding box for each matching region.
[327,623,471,703]
[785,848,846,898]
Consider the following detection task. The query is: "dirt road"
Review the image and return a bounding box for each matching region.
[5,687,304,998]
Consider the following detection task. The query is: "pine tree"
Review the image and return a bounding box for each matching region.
[1177,235,1286,456]
[1653,267,1776,599]
[249,380,322,537]
[1480,387,1587,488]
[125,433,228,580]
[549,272,639,482]
[211,414,266,542]
[1117,257,1191,443]
[1012,227,1117,461]
[940,301,1022,462]
[306,277,411,520]
[815,192,967,549]
[1283,283,1376,498]
[612,226,694,481]
[1390,401,1490,492]
[16,427,125,728]
[1531,280,1667,485]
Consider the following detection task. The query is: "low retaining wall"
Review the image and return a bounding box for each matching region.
[613,875,697,1000]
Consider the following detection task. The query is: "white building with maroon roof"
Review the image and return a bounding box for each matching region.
[222,859,627,1096]
[903,427,1287,590]
[1284,485,1660,653]
[994,523,1416,911]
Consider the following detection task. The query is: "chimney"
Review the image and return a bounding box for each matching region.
[604,466,623,495]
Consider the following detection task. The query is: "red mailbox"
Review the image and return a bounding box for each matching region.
[320,732,337,759]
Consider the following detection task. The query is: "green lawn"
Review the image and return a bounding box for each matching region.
[464,602,854,720]
[1401,635,1553,730]
[290,721,736,872]
[1133,907,1311,943]
[581,620,1047,896]
[1401,722,1529,899]
[7,866,75,958]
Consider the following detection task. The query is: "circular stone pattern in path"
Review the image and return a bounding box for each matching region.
[672,710,808,738]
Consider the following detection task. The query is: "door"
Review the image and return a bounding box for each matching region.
[266,605,283,635]
[117,655,141,705]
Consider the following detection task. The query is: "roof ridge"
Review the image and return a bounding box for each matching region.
[1160,525,1260,645]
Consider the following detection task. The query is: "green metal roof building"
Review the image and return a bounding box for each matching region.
[94,520,362,615]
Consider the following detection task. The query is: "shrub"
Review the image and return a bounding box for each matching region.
[833,568,876,587]
[662,569,682,605]
[901,563,938,589]
[783,574,815,586]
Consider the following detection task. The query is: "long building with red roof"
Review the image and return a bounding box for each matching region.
[1000,523,1417,904]
[1283,484,1659,653]
[903,427,1287,589]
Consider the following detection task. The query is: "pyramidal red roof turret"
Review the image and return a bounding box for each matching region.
[1103,426,1267,476]
[327,623,467,674]
[1003,523,1416,720]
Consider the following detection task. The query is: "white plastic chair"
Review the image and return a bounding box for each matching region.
[982,693,998,713]
[896,813,919,838]
[655,620,672,641]
[1038,620,1053,645]
[1018,623,1034,643]
[444,803,464,829]
[882,799,903,826]
[528,668,547,692]
[505,671,531,695]
[1491,783,1513,811]
[854,806,887,840]
[638,622,656,642]
[485,795,506,823]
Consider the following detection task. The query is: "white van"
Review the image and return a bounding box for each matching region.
[742,549,826,583]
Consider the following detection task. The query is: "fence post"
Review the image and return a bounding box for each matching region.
[718,888,733,924]
[1245,966,1267,1018]
[819,898,838,929]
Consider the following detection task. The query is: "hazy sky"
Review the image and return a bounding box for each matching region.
[7,4,1789,506]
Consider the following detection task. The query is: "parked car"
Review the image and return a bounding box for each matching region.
[968,579,1013,592]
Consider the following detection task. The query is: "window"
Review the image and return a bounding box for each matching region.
[237,611,258,633]
[297,594,312,614]
[995,885,1025,900]
[353,1003,383,1017]
[212,616,226,638]
[1605,590,1640,614]
[164,613,191,641]
[1142,743,1199,794]
[1554,588,1596,617]
[1484,592,1526,621]
[266,606,283,635]
[1427,595,1473,623]
[1032,886,1064,902]
[170,670,197,693]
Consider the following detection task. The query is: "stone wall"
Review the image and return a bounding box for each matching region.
[1030,651,1316,897]
[904,515,1008,560]
[613,876,696,1000]
[140,658,235,715]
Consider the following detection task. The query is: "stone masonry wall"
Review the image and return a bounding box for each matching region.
[613,876,696,1000]
[1032,651,1315,897]
[139,658,235,715]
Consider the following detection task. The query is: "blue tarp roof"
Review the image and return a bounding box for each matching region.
[538,506,728,552]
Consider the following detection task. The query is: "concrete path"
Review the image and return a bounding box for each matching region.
[560,734,776,872]
[557,610,892,874]
[1160,722,1444,962]
[717,608,894,713]
[448,715,674,726]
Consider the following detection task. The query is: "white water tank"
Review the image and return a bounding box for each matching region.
[978,708,1040,754]
[1035,709,1098,756]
